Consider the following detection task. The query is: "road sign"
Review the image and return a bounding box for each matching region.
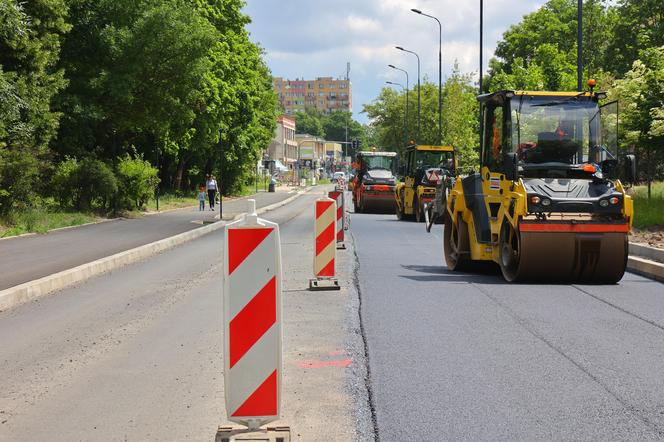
[223,200,282,429]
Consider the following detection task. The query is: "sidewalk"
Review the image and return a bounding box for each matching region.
[0,189,299,291]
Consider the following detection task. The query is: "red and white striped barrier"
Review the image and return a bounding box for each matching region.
[328,190,345,247]
[223,200,282,429]
[310,196,340,290]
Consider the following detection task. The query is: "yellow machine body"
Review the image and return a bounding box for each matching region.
[444,90,634,283]
[396,145,455,222]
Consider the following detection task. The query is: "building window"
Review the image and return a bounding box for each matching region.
[340,82,347,89]
[318,83,324,89]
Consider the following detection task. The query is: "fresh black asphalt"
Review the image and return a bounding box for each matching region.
[352,211,664,441]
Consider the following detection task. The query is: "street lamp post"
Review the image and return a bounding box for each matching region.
[411,9,443,145]
[395,46,420,143]
[388,64,410,144]
[386,81,408,146]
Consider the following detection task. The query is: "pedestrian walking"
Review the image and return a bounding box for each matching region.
[206,174,218,210]
[198,185,206,211]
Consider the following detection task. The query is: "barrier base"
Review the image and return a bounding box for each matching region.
[336,242,347,250]
[309,278,341,291]
[215,426,291,442]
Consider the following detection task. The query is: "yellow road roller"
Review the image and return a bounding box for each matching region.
[444,87,636,283]
[396,144,456,222]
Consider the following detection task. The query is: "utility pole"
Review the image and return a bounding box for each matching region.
[479,0,483,94]
[411,9,443,144]
[396,47,421,143]
[577,0,583,92]
[345,62,350,162]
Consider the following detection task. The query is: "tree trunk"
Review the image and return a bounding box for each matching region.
[647,147,652,200]
[174,156,186,190]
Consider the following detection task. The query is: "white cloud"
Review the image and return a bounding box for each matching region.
[244,0,546,123]
[345,15,381,34]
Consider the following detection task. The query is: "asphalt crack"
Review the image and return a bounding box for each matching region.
[571,284,664,333]
[351,231,380,442]
[471,282,664,438]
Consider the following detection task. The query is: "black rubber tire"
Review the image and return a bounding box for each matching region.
[499,221,521,282]
[444,214,470,271]
[415,195,423,223]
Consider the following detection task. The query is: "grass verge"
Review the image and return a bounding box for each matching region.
[144,192,198,212]
[1,207,97,238]
[631,182,664,229]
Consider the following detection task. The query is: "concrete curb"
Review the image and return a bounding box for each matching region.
[629,242,664,264]
[627,242,664,282]
[627,256,664,282]
[0,190,308,312]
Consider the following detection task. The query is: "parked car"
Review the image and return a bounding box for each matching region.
[332,171,347,183]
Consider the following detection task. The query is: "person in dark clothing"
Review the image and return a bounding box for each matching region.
[206,175,218,210]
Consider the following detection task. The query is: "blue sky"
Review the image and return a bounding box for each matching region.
[243,0,545,124]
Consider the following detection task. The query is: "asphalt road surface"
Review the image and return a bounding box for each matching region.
[352,211,664,441]
[0,191,294,291]
[0,190,369,441]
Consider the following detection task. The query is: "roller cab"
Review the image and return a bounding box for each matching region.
[396,144,456,222]
[352,151,398,213]
[444,88,636,283]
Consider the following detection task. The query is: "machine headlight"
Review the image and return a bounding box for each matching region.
[599,199,609,207]
[609,197,620,205]
[541,198,552,207]
[530,196,541,205]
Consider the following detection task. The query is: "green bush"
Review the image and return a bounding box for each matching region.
[77,158,117,211]
[0,148,40,215]
[51,157,80,208]
[50,157,117,211]
[116,154,159,210]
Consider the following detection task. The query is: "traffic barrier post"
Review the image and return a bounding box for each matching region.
[328,190,346,250]
[223,199,285,433]
[309,196,340,291]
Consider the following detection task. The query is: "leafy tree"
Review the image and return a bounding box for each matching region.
[609,46,664,198]
[192,0,279,195]
[605,0,664,76]
[0,0,70,214]
[54,0,218,165]
[293,110,325,137]
[364,65,479,171]
[489,0,614,92]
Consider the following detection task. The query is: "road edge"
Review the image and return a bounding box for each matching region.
[0,190,307,312]
[627,242,664,282]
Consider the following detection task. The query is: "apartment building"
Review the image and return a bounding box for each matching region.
[273,77,352,115]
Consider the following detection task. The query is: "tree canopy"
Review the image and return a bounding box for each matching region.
[1,0,279,215]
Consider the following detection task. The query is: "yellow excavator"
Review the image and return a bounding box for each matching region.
[443,84,636,283]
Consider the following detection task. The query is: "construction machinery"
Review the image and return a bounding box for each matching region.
[395,145,456,222]
[443,85,636,283]
[352,151,397,213]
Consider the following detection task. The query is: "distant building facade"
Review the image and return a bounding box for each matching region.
[268,115,298,168]
[295,133,326,169]
[273,77,352,116]
[325,142,343,162]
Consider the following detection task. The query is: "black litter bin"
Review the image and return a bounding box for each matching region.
[268,178,276,192]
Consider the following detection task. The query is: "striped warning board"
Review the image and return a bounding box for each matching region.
[328,190,345,244]
[223,205,281,429]
[314,197,336,278]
